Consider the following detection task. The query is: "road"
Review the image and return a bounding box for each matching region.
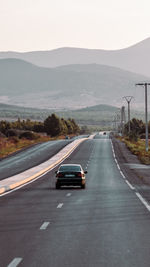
[1,133,150,266]
[0,140,71,180]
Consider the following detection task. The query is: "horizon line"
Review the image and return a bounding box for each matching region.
[0,37,150,54]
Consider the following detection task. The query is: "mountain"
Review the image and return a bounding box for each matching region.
[1,38,150,77]
[0,58,148,110]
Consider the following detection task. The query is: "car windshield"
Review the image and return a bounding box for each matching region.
[59,165,81,172]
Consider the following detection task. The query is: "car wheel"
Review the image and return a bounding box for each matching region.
[81,184,85,189]
[56,183,60,189]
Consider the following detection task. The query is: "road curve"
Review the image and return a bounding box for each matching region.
[0,139,71,180]
[0,137,87,195]
[1,133,150,266]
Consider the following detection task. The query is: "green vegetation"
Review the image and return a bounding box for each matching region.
[0,114,80,158]
[0,114,80,137]
[121,137,150,165]
[0,103,120,128]
[44,114,80,136]
[1,103,149,130]
[120,118,150,164]
[123,118,150,141]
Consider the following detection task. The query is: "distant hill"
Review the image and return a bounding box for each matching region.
[0,102,117,118]
[0,102,51,120]
[76,104,118,113]
[1,38,150,76]
[0,58,148,110]
[0,103,146,129]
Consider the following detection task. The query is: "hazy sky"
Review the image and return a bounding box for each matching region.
[1,0,150,51]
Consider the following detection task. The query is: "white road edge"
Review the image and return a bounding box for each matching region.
[0,135,95,196]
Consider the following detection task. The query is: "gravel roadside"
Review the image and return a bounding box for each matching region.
[112,137,150,186]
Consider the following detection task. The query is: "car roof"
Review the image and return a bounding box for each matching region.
[60,164,81,167]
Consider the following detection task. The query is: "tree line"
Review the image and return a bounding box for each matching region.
[0,114,80,138]
[124,118,150,141]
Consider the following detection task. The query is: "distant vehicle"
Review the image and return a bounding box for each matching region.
[65,136,70,139]
[55,164,87,189]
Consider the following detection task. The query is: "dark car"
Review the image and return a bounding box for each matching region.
[55,164,87,189]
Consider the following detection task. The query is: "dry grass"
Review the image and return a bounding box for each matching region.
[121,137,150,165]
[0,136,51,159]
[0,134,75,159]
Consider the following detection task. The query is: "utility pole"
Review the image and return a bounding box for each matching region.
[114,108,121,134]
[123,96,133,133]
[113,116,117,132]
[121,106,126,135]
[136,83,150,152]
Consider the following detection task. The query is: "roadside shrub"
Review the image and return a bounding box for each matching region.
[140,155,150,165]
[128,132,138,142]
[0,132,6,138]
[6,129,19,137]
[19,131,39,140]
[140,133,150,139]
[122,137,150,165]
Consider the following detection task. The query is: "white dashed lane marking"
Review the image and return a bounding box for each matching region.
[40,222,50,230]
[8,258,23,267]
[66,193,72,197]
[57,203,64,209]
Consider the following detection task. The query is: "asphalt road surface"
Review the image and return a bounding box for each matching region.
[1,133,150,267]
[0,140,71,180]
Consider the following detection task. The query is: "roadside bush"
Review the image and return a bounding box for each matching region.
[139,155,150,165]
[6,129,19,137]
[19,131,39,140]
[0,132,6,138]
[140,133,150,139]
[128,132,138,142]
[122,137,150,165]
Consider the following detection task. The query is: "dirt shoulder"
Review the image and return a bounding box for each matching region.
[112,137,150,186]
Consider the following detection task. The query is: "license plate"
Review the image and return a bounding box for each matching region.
[65,174,75,177]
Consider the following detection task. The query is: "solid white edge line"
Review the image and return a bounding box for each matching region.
[111,140,136,190]
[125,180,135,190]
[8,258,23,267]
[40,222,50,230]
[120,170,126,179]
[136,192,150,212]
[117,164,121,170]
[111,139,150,212]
